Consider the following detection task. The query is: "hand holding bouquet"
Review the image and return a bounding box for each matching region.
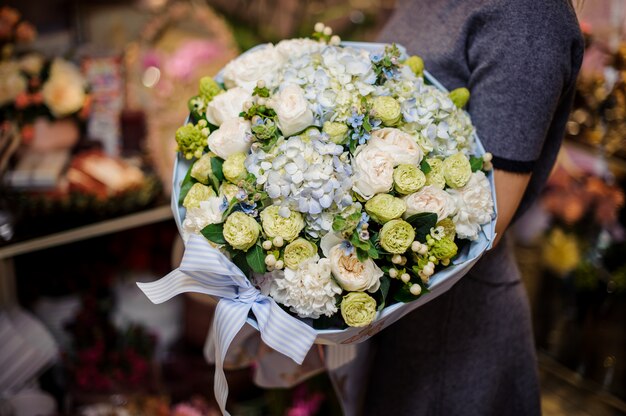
[139,24,496,414]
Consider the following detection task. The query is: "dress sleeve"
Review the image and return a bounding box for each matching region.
[465,2,581,172]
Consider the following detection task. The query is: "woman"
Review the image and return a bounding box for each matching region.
[364,0,584,414]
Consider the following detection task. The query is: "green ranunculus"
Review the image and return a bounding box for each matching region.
[190,152,215,184]
[341,292,377,327]
[223,211,260,251]
[371,96,401,126]
[365,194,406,224]
[183,183,216,209]
[323,121,349,144]
[405,55,424,77]
[442,152,472,189]
[220,182,240,201]
[429,236,458,261]
[425,157,446,189]
[260,206,305,242]
[199,76,223,102]
[379,219,415,254]
[283,238,317,269]
[394,164,426,195]
[449,87,470,109]
[222,152,248,184]
[175,123,208,160]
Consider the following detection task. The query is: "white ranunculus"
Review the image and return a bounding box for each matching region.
[272,83,314,137]
[270,258,342,318]
[42,58,87,117]
[182,196,226,241]
[205,87,251,126]
[368,128,423,166]
[275,38,326,61]
[222,44,285,91]
[208,118,253,160]
[351,144,394,200]
[403,185,457,221]
[448,171,494,240]
[0,62,27,107]
[328,244,383,292]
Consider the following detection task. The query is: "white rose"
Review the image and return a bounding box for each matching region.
[403,185,457,221]
[272,83,314,137]
[208,118,253,160]
[448,171,494,240]
[222,44,285,91]
[42,59,86,117]
[368,128,423,166]
[328,245,383,292]
[205,87,252,126]
[0,62,27,107]
[275,38,326,61]
[351,144,394,200]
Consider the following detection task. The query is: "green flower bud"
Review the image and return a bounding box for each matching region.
[190,152,215,184]
[175,123,208,160]
[323,121,349,144]
[283,238,317,269]
[220,182,240,201]
[199,76,223,102]
[260,206,305,242]
[405,55,424,77]
[183,183,216,209]
[429,236,458,261]
[223,211,260,251]
[371,96,401,126]
[222,152,248,184]
[251,118,277,140]
[365,194,406,224]
[340,292,377,327]
[425,158,446,189]
[436,218,456,240]
[449,87,470,108]
[393,164,426,195]
[442,152,472,189]
[379,219,415,254]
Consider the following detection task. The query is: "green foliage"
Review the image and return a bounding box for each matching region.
[246,244,267,274]
[200,223,226,244]
[405,212,438,242]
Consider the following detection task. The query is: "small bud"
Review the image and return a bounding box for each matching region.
[392,254,403,264]
[449,87,470,109]
[399,256,407,266]
[361,222,369,230]
[441,258,450,266]
[419,271,429,283]
[401,273,410,283]
[410,284,422,296]
[483,161,493,171]
[256,80,266,89]
[273,236,284,248]
[429,255,436,263]
[257,97,266,106]
[275,260,284,270]
[389,268,398,278]
[323,26,332,36]
[243,101,253,110]
[265,254,277,267]
[483,152,493,163]
[411,241,421,252]
[330,35,341,45]
[267,264,275,272]
[262,240,273,250]
[314,22,325,33]
[418,246,428,255]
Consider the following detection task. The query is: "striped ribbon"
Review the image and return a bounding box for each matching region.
[137,234,318,415]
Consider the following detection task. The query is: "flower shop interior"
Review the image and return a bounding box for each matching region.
[0,0,625,415]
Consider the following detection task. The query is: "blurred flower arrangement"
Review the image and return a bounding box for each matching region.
[64,294,157,394]
[539,157,625,293]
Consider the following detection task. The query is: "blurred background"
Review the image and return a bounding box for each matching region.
[0,0,624,415]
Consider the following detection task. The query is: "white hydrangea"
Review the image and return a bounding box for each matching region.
[182,197,226,242]
[269,258,342,318]
[448,171,494,240]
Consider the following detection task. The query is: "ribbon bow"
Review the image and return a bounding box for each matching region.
[137,234,318,415]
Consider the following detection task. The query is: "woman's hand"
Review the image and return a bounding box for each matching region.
[492,169,531,247]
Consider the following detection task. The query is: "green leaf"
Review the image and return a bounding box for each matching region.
[211,157,225,182]
[178,162,198,206]
[377,275,391,311]
[393,285,419,303]
[200,223,226,244]
[363,117,372,132]
[332,216,346,232]
[367,240,380,259]
[420,159,432,174]
[405,212,438,242]
[246,244,266,274]
[356,247,368,262]
[233,251,251,276]
[470,156,484,172]
[349,137,358,154]
[349,232,369,251]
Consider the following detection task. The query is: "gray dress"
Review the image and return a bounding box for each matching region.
[364,0,584,414]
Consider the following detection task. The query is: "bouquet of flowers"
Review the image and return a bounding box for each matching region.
[139,25,496,414]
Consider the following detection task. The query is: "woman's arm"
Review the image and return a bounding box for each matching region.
[493,169,531,246]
